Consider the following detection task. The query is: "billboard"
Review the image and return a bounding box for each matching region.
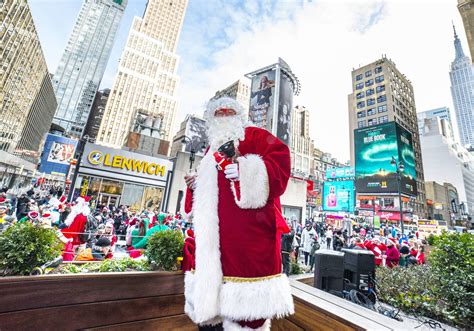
[322,180,355,212]
[184,116,207,156]
[249,69,276,131]
[39,134,78,177]
[276,73,293,145]
[354,122,417,196]
[326,166,355,180]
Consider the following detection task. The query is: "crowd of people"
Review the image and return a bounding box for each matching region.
[281,217,426,275]
[0,185,194,263]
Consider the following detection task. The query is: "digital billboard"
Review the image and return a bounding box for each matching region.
[326,166,355,180]
[322,180,355,212]
[249,69,276,131]
[276,72,293,145]
[354,122,417,196]
[39,134,78,177]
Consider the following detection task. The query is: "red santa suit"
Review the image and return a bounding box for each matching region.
[61,197,91,246]
[183,97,294,330]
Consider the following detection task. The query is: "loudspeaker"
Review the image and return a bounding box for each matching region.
[342,249,375,295]
[314,250,345,294]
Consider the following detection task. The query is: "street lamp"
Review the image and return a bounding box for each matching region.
[181,136,206,171]
[390,156,405,235]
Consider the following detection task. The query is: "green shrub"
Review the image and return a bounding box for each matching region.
[426,233,436,246]
[57,258,150,274]
[290,258,304,275]
[145,230,184,271]
[376,232,474,328]
[0,223,63,276]
[429,232,473,327]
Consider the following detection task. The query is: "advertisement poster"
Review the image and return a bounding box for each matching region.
[249,69,276,131]
[326,166,355,180]
[39,134,78,177]
[354,122,416,196]
[322,180,355,212]
[276,73,293,145]
[184,116,207,156]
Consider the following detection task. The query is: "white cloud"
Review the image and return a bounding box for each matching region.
[176,0,467,162]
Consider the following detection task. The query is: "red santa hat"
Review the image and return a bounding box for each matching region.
[59,196,67,203]
[42,212,52,220]
[0,197,6,204]
[204,97,246,122]
[28,211,39,220]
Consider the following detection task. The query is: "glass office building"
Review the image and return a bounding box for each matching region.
[449,26,474,148]
[52,0,127,138]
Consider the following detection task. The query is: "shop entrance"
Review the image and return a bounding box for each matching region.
[99,193,121,208]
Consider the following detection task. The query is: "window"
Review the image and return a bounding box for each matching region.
[368,118,378,126]
[356,74,363,81]
[356,92,364,99]
[358,120,366,128]
[375,75,384,83]
[379,115,389,123]
[365,70,372,77]
[375,66,382,74]
[378,105,387,113]
[377,95,387,103]
[357,111,366,118]
[357,101,365,109]
[367,98,375,106]
[356,82,364,90]
[367,108,376,116]
[366,88,374,96]
[365,79,374,87]
[376,85,385,93]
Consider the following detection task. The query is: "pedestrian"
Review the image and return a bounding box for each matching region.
[281,221,294,276]
[326,227,333,249]
[385,240,400,268]
[301,222,317,266]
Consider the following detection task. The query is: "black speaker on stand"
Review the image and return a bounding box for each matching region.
[313,250,345,296]
[342,249,376,297]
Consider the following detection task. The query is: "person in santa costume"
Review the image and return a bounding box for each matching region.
[61,197,91,246]
[183,97,294,331]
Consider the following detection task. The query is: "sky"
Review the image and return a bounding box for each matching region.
[29,0,469,162]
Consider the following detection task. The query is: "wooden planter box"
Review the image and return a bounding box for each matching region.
[0,271,196,331]
[1,271,408,330]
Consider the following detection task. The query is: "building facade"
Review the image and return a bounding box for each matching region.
[348,57,426,217]
[52,0,126,138]
[449,26,474,148]
[425,181,460,226]
[417,107,452,136]
[15,73,57,162]
[211,79,250,108]
[97,0,188,151]
[290,105,313,177]
[0,0,50,153]
[458,0,474,63]
[83,89,110,141]
[420,117,474,222]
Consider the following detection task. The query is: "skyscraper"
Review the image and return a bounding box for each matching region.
[291,105,313,176]
[458,0,474,63]
[52,0,127,138]
[211,80,250,107]
[348,56,426,217]
[0,0,51,153]
[449,25,474,148]
[97,0,188,151]
[417,107,452,136]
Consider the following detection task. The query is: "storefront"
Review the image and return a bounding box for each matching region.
[73,143,173,212]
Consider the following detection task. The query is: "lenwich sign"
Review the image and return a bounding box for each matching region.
[81,143,172,183]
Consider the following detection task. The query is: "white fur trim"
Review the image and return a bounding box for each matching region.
[185,153,223,324]
[222,319,270,331]
[205,97,247,123]
[231,154,269,209]
[220,274,294,321]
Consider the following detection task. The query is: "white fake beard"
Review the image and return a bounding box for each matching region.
[207,116,246,150]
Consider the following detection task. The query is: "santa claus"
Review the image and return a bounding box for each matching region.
[183,97,294,330]
[61,196,91,246]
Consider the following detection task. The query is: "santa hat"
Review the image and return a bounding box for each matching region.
[204,97,246,123]
[28,211,39,220]
[59,196,67,203]
[0,197,6,204]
